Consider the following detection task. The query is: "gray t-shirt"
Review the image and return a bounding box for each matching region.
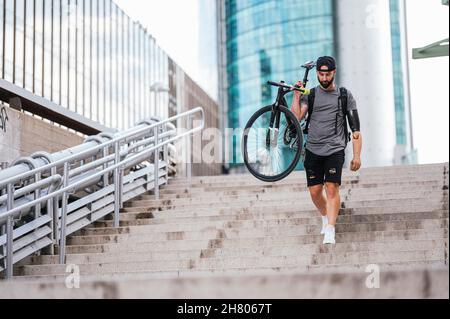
[302,85,357,157]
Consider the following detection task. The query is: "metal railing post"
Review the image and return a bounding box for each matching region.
[102,147,109,187]
[34,173,41,219]
[59,162,70,264]
[114,141,120,228]
[47,167,58,256]
[187,115,192,185]
[164,135,169,185]
[52,164,59,248]
[47,179,55,256]
[119,167,124,209]
[154,126,159,200]
[5,183,14,279]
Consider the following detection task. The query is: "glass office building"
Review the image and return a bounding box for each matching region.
[390,0,406,146]
[0,0,169,131]
[222,0,335,166]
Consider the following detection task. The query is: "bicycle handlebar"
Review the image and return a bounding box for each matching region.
[267,81,310,95]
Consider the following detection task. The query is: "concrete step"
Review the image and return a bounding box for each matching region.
[17,249,446,277]
[120,197,448,214]
[169,172,447,186]
[23,239,448,266]
[169,163,448,182]
[68,219,449,245]
[129,189,447,207]
[168,166,448,184]
[78,210,449,235]
[163,179,448,191]
[149,185,447,200]
[159,180,447,195]
[62,230,450,260]
[4,266,449,299]
[96,205,448,227]
[11,259,448,285]
[62,228,449,255]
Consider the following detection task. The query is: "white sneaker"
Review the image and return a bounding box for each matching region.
[320,216,328,235]
[323,226,336,245]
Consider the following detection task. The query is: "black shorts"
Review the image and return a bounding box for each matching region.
[304,149,345,187]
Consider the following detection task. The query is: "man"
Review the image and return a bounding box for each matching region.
[291,56,362,245]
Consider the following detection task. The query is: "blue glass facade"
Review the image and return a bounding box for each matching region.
[389,0,407,146]
[224,0,335,165]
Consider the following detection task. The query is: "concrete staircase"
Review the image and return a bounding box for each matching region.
[1,163,448,298]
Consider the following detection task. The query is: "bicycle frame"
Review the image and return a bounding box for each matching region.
[265,64,314,148]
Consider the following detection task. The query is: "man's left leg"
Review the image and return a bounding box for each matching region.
[322,150,345,244]
[325,182,341,227]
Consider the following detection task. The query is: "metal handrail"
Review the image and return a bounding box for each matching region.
[0,175,62,205]
[0,107,203,188]
[0,112,203,223]
[0,107,204,279]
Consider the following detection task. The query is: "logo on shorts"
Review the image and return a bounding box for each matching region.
[329,168,337,175]
[308,170,316,179]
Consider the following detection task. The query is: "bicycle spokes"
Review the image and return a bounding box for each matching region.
[244,109,300,177]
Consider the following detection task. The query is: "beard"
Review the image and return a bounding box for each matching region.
[318,75,335,89]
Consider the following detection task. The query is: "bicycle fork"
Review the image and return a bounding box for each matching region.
[266,106,281,148]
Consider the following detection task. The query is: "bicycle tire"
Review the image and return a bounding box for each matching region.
[242,105,303,182]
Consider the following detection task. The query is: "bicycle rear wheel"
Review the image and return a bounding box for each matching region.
[242,105,303,182]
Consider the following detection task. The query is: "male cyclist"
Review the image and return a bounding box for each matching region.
[291,56,362,244]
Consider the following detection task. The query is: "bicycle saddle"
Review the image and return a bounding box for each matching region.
[301,61,316,70]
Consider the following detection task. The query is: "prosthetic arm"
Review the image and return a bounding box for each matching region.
[347,109,360,133]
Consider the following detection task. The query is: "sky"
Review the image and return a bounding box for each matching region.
[405,0,449,164]
[114,0,449,165]
[114,0,201,87]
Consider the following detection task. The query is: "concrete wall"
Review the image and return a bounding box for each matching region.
[170,58,222,177]
[0,104,84,168]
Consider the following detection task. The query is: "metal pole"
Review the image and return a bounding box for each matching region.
[114,141,120,228]
[46,195,54,256]
[5,183,14,279]
[187,115,192,184]
[59,162,70,264]
[52,166,59,247]
[153,90,157,118]
[119,168,124,209]
[34,173,41,219]
[157,91,160,118]
[47,167,58,256]
[154,126,159,200]
[164,135,169,184]
[102,147,109,187]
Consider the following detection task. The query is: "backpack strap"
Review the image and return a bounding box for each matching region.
[338,87,351,143]
[303,88,316,135]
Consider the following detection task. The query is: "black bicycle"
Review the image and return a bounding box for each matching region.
[242,61,316,182]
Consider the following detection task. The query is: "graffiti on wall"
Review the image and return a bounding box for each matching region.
[0,107,8,133]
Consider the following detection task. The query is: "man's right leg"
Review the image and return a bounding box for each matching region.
[304,150,327,233]
[308,184,328,234]
[308,185,327,217]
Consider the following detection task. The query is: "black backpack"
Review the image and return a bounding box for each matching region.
[303,87,352,144]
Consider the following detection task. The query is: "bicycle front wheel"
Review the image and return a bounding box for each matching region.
[242,105,303,182]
